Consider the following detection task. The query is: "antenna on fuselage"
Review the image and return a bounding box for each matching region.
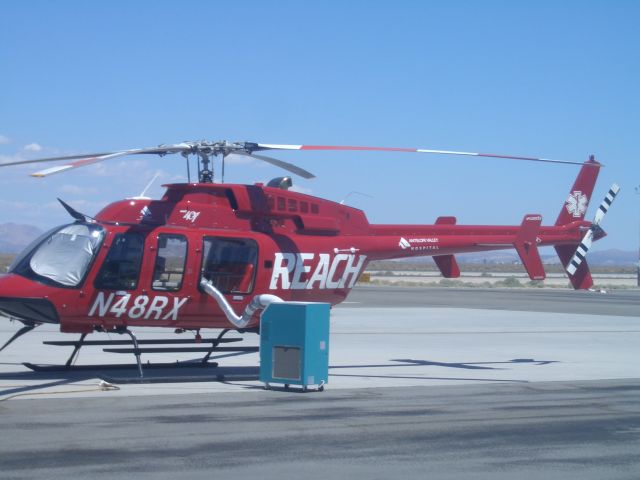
[130,172,161,200]
[340,191,374,205]
[57,198,95,223]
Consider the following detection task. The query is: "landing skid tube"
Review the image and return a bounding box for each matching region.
[22,361,221,372]
[33,328,257,378]
[0,323,39,352]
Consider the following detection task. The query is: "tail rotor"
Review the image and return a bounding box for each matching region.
[566,184,620,276]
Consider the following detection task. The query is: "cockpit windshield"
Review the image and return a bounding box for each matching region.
[10,223,105,288]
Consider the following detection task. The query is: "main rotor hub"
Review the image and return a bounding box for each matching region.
[183,140,259,156]
[179,141,260,183]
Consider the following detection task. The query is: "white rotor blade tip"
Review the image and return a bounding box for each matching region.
[257,144,303,150]
[31,165,74,177]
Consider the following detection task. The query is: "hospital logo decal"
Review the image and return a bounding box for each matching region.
[398,237,439,252]
[565,191,588,218]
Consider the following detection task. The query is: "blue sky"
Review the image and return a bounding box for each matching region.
[1,1,638,252]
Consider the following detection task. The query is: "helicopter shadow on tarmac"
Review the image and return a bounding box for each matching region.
[325,358,558,384]
[0,350,263,398]
[0,359,112,400]
[0,356,559,399]
[0,365,262,399]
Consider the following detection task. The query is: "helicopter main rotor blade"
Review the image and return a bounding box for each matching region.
[26,144,192,177]
[0,152,116,167]
[3,139,596,180]
[255,144,597,166]
[232,151,316,179]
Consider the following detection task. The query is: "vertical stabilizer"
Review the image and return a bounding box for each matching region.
[555,156,601,226]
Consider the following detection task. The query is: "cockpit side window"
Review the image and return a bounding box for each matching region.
[94,232,144,290]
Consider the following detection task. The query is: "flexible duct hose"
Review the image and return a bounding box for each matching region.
[200,279,283,329]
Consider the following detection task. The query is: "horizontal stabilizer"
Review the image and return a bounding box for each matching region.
[514,214,545,280]
[433,255,460,278]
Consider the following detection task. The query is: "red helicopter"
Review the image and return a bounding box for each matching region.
[0,141,619,373]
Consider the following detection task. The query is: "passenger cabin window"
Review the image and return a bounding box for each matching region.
[152,234,187,291]
[94,233,144,290]
[201,237,258,294]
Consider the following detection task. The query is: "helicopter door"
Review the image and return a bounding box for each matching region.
[200,237,258,295]
[85,231,192,325]
[82,231,149,323]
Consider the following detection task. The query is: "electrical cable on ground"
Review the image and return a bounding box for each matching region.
[0,380,120,402]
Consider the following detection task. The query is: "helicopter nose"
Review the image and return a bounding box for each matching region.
[0,274,60,324]
[0,297,59,324]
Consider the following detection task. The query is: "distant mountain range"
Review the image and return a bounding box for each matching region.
[455,249,638,267]
[0,222,637,266]
[0,223,44,253]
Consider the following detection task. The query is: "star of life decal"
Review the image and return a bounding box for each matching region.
[565,191,588,218]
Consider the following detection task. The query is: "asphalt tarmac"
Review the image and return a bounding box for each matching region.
[1,379,639,480]
[346,285,640,316]
[1,287,639,479]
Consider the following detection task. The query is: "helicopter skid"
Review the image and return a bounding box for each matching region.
[22,361,221,372]
[31,328,257,378]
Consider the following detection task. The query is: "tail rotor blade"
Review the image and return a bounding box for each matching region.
[593,183,620,225]
[566,183,620,277]
[567,229,593,276]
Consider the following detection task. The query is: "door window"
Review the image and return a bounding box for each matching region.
[200,237,257,294]
[152,234,187,291]
[94,233,144,290]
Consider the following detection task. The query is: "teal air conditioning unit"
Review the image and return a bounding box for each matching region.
[260,302,330,391]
